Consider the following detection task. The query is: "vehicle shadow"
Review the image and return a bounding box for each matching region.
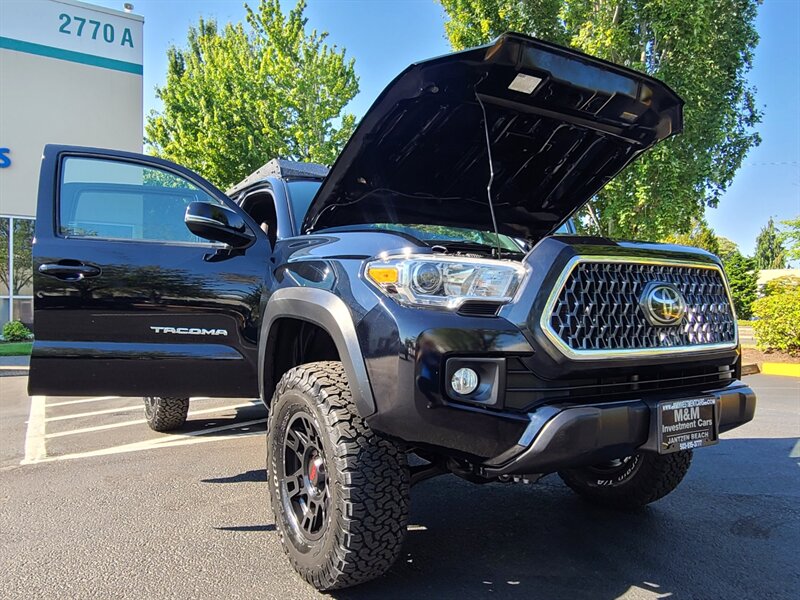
[202,469,266,484]
[214,524,275,532]
[172,401,268,438]
[204,437,798,598]
[330,437,799,600]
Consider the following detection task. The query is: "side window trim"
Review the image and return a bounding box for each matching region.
[280,179,299,237]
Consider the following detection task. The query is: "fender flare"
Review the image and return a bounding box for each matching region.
[258,287,376,417]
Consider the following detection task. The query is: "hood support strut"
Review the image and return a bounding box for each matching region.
[475,81,503,258]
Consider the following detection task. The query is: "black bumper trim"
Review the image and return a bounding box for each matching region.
[480,383,756,477]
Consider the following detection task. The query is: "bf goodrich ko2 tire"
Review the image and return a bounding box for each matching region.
[143,396,190,432]
[267,361,410,591]
[558,450,693,509]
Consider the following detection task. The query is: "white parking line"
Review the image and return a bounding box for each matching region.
[45,404,155,422]
[45,401,261,438]
[33,418,268,463]
[46,396,120,408]
[22,395,47,465]
[44,395,215,415]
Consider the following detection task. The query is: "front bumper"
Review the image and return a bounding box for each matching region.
[354,239,749,466]
[479,382,756,477]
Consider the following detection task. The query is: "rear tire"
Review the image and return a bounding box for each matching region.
[143,396,190,432]
[267,361,409,591]
[558,450,692,509]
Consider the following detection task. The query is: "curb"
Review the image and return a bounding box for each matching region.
[760,363,800,378]
[0,369,29,377]
[741,363,760,376]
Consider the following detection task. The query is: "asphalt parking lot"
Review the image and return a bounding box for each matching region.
[1,373,798,599]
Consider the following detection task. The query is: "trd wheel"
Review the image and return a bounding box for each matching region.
[558,450,693,509]
[281,412,329,542]
[143,396,190,432]
[267,361,409,591]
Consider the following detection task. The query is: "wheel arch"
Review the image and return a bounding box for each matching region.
[259,287,376,417]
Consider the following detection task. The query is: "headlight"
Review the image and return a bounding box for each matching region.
[365,254,525,308]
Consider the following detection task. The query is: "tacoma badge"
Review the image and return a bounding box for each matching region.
[150,326,228,336]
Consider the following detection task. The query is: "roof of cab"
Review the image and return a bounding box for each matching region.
[226,158,329,196]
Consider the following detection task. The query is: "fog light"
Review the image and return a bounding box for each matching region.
[451,367,479,395]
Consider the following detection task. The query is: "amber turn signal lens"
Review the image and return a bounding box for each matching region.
[367,266,399,284]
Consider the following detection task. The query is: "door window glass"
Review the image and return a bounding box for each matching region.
[60,157,223,244]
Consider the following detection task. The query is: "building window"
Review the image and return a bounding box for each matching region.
[0,215,35,331]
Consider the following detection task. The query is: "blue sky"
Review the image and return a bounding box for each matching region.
[93,0,799,256]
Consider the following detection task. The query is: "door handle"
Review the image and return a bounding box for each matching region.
[39,262,101,281]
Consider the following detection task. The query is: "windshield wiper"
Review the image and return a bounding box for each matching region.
[429,240,524,258]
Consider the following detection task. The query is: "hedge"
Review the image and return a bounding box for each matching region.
[2,320,32,343]
[752,289,800,354]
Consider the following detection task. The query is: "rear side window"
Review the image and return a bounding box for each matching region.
[59,157,222,244]
[286,180,321,232]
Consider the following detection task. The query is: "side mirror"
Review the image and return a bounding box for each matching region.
[185,202,255,248]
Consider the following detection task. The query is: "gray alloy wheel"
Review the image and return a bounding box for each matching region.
[143,396,190,432]
[558,450,693,509]
[267,361,410,591]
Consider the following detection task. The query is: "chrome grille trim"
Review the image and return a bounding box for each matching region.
[540,256,738,360]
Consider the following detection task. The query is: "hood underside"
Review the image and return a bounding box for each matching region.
[302,32,683,240]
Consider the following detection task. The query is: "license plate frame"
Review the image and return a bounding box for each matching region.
[657,397,719,454]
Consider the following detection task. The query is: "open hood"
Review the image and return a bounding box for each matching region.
[302,33,683,240]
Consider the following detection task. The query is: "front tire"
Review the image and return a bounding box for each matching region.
[558,450,693,509]
[267,361,409,591]
[143,396,190,432]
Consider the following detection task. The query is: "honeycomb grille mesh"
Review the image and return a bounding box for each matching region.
[549,262,736,351]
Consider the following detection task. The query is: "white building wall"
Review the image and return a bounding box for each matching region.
[0,0,144,218]
[0,0,143,328]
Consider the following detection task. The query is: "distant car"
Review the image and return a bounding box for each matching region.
[29,33,754,590]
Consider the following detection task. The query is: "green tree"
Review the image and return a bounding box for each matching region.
[0,219,34,294]
[661,218,720,255]
[753,217,786,270]
[438,0,762,241]
[723,251,758,319]
[762,275,800,297]
[715,236,740,261]
[779,216,800,262]
[145,0,358,190]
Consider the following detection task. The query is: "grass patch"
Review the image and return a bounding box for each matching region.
[0,341,33,356]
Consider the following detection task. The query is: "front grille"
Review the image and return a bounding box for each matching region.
[547,259,736,354]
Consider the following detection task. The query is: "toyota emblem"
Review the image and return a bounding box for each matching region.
[640,282,686,326]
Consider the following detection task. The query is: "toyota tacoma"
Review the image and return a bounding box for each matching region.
[29,33,756,590]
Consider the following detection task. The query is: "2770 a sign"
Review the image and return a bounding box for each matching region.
[58,13,134,48]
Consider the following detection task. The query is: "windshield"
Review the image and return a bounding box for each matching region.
[345,223,523,252]
[286,180,322,231]
[554,220,576,234]
[292,178,573,245]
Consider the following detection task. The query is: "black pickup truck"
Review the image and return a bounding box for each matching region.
[29,33,755,590]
